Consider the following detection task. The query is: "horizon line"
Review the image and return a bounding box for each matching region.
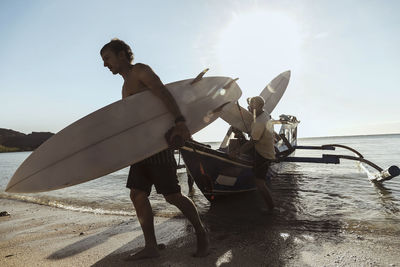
[200,132,400,143]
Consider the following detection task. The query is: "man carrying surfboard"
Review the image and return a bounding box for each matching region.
[100,38,209,260]
[229,96,275,211]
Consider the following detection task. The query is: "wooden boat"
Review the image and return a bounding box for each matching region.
[179,115,399,202]
[180,115,299,201]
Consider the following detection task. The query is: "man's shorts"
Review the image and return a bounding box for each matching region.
[253,150,271,180]
[126,160,181,196]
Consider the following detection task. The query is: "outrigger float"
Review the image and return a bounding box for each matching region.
[178,115,400,202]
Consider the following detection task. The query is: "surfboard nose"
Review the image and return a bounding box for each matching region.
[5,177,24,193]
[282,70,291,80]
[5,181,15,192]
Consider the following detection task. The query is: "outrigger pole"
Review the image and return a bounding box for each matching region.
[275,136,400,184]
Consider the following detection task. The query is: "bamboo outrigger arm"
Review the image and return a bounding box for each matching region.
[275,136,400,184]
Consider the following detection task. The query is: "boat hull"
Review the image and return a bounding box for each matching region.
[180,142,258,201]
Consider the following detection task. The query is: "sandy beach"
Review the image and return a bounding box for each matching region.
[1,195,399,267]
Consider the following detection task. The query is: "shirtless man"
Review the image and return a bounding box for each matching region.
[100,39,209,260]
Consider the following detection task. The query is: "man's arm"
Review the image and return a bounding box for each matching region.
[138,64,183,120]
[230,121,264,158]
[138,64,190,145]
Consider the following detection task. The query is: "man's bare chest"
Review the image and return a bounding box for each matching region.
[122,78,146,98]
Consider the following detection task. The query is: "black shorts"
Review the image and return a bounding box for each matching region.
[126,161,181,196]
[253,150,271,180]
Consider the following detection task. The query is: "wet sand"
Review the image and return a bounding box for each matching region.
[1,194,399,267]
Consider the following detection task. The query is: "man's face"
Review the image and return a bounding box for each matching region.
[247,100,256,113]
[101,49,122,75]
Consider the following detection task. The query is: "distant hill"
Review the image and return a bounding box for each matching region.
[0,128,54,152]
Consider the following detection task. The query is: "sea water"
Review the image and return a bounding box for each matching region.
[1,134,399,234]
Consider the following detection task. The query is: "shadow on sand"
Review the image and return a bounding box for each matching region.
[47,166,344,266]
[47,220,141,260]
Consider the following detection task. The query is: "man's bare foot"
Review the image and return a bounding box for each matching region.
[124,246,161,261]
[193,231,210,257]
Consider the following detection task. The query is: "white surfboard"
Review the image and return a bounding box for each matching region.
[219,103,253,133]
[6,76,242,193]
[261,70,291,114]
[219,70,291,133]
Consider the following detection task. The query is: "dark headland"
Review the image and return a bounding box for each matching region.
[0,128,54,152]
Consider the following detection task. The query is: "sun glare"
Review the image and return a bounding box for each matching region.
[214,9,303,95]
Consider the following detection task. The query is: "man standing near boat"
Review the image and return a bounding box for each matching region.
[230,96,275,210]
[100,38,209,260]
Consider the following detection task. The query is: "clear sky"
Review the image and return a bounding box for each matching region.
[1,0,399,142]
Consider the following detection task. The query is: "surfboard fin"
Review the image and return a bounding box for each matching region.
[223,78,239,90]
[201,102,232,124]
[211,101,231,114]
[190,68,210,85]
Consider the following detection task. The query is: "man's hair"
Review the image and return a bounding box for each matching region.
[247,96,265,111]
[100,38,134,63]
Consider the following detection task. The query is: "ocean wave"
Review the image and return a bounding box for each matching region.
[0,193,135,216]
